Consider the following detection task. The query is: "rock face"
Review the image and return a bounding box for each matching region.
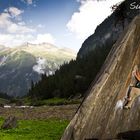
[61,15,140,140]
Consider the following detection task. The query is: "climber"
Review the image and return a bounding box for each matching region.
[124,65,140,109]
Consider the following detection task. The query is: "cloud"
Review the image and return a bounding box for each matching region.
[7,23,35,33]
[0,5,55,47]
[32,34,55,44]
[0,33,55,47]
[76,0,91,4]
[67,0,124,40]
[0,13,11,28]
[26,0,33,5]
[37,24,44,28]
[0,34,34,47]
[0,7,35,34]
[33,58,46,74]
[8,7,24,17]
[21,0,33,5]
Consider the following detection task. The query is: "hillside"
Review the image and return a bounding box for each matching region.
[77,0,140,58]
[0,43,76,97]
[62,15,140,140]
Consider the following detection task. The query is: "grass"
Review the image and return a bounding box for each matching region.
[0,118,69,140]
[0,98,9,104]
[28,97,81,106]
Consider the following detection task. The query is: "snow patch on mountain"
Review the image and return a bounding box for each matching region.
[0,56,8,66]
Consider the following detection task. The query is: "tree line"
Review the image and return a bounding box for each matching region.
[27,39,115,100]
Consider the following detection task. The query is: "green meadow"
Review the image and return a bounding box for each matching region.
[0,118,69,140]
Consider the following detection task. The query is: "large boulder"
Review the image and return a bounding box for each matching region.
[1,116,17,129]
[61,15,140,140]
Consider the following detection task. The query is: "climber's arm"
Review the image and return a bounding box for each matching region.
[135,71,140,81]
[125,97,132,101]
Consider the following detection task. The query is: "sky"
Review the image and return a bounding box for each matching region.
[0,0,124,52]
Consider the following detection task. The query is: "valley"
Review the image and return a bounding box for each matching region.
[0,104,78,140]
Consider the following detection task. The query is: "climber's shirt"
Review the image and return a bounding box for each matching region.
[136,81,140,88]
[134,70,140,88]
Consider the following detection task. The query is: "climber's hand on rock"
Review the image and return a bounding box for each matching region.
[127,97,132,101]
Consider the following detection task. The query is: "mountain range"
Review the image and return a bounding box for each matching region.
[0,43,76,97]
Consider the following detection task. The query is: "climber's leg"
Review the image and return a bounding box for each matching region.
[124,87,140,109]
[130,74,137,86]
[123,86,132,108]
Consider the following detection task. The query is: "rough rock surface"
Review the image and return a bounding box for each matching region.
[61,15,140,140]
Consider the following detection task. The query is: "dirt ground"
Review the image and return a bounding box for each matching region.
[0,105,79,120]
